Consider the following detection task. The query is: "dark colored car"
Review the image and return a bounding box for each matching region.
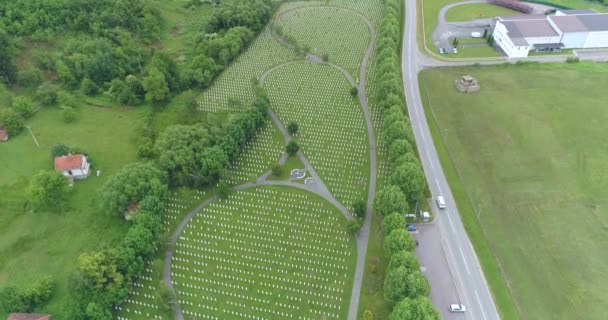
[406,224,417,232]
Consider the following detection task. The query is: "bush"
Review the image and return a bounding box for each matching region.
[566,56,580,63]
[28,170,70,211]
[347,219,363,234]
[81,78,99,96]
[61,106,76,123]
[353,199,367,218]
[51,144,71,158]
[12,96,35,118]
[0,108,24,135]
[271,163,283,177]
[286,140,299,156]
[17,68,43,88]
[287,121,299,136]
[217,180,230,199]
[322,53,329,62]
[350,86,359,96]
[36,82,60,106]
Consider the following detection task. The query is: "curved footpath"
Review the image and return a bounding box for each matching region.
[163,5,378,320]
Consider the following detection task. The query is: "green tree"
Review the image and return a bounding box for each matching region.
[287,121,299,136]
[143,67,169,103]
[404,271,431,298]
[350,86,359,96]
[388,139,413,162]
[51,144,71,158]
[77,250,124,292]
[0,108,24,135]
[0,286,28,312]
[12,96,35,118]
[199,146,230,185]
[384,212,405,236]
[17,68,43,88]
[0,30,17,84]
[483,28,489,39]
[217,180,230,199]
[388,250,420,273]
[36,82,60,106]
[85,302,113,320]
[384,265,409,303]
[390,162,426,202]
[385,229,415,258]
[28,170,70,211]
[99,162,167,216]
[81,78,99,96]
[389,297,439,320]
[24,276,55,307]
[286,140,299,156]
[353,199,367,218]
[374,185,408,216]
[383,120,414,146]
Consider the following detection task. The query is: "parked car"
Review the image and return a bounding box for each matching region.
[453,48,458,54]
[406,224,417,232]
[439,48,446,54]
[449,304,466,312]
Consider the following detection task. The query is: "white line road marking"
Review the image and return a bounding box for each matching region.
[475,290,489,320]
[459,247,471,275]
[447,212,456,233]
[434,178,442,193]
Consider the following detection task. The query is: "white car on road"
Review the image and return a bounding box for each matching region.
[449,304,466,312]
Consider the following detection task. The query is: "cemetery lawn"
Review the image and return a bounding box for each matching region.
[172,186,357,319]
[265,62,370,209]
[0,105,141,317]
[274,5,371,77]
[419,62,608,319]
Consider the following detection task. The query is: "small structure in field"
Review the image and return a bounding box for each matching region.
[8,314,51,320]
[455,75,480,93]
[0,127,8,142]
[54,154,90,179]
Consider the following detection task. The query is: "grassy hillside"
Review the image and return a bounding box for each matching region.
[420,62,608,319]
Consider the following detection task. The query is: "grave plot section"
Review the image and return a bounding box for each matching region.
[274,6,371,78]
[116,189,207,320]
[171,186,357,320]
[331,0,384,25]
[198,27,298,113]
[225,121,285,184]
[264,62,370,209]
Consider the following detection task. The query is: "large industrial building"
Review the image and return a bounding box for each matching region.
[493,9,608,58]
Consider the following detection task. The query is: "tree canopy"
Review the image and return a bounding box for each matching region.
[385,229,415,258]
[383,212,406,236]
[28,170,70,211]
[374,185,408,216]
[389,297,439,320]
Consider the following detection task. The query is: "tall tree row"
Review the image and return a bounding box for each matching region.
[372,1,439,319]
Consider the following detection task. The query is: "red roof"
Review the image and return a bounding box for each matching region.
[8,314,51,320]
[0,128,8,141]
[54,154,83,171]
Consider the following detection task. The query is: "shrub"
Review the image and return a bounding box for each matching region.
[0,108,24,135]
[350,86,359,96]
[347,219,363,234]
[286,140,299,156]
[51,144,71,158]
[566,56,580,63]
[17,68,43,88]
[36,82,60,106]
[271,163,283,177]
[287,121,299,135]
[61,106,76,123]
[353,199,367,218]
[363,310,374,320]
[12,96,35,118]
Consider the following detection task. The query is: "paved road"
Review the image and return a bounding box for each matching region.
[402,0,501,319]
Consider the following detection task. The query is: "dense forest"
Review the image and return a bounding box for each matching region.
[0,0,274,134]
[0,0,277,318]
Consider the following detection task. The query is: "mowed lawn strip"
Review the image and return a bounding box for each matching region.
[419,62,608,320]
[445,3,517,22]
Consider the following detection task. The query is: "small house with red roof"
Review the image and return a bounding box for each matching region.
[54,154,90,179]
[7,314,51,320]
[0,127,8,142]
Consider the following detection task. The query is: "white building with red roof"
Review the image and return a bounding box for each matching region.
[54,154,90,179]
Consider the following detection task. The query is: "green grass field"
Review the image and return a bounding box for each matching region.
[420,62,608,319]
[445,3,517,22]
[172,186,357,319]
[0,105,142,317]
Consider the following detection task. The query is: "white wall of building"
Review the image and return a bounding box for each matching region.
[493,21,530,58]
[60,156,90,179]
[583,31,608,48]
